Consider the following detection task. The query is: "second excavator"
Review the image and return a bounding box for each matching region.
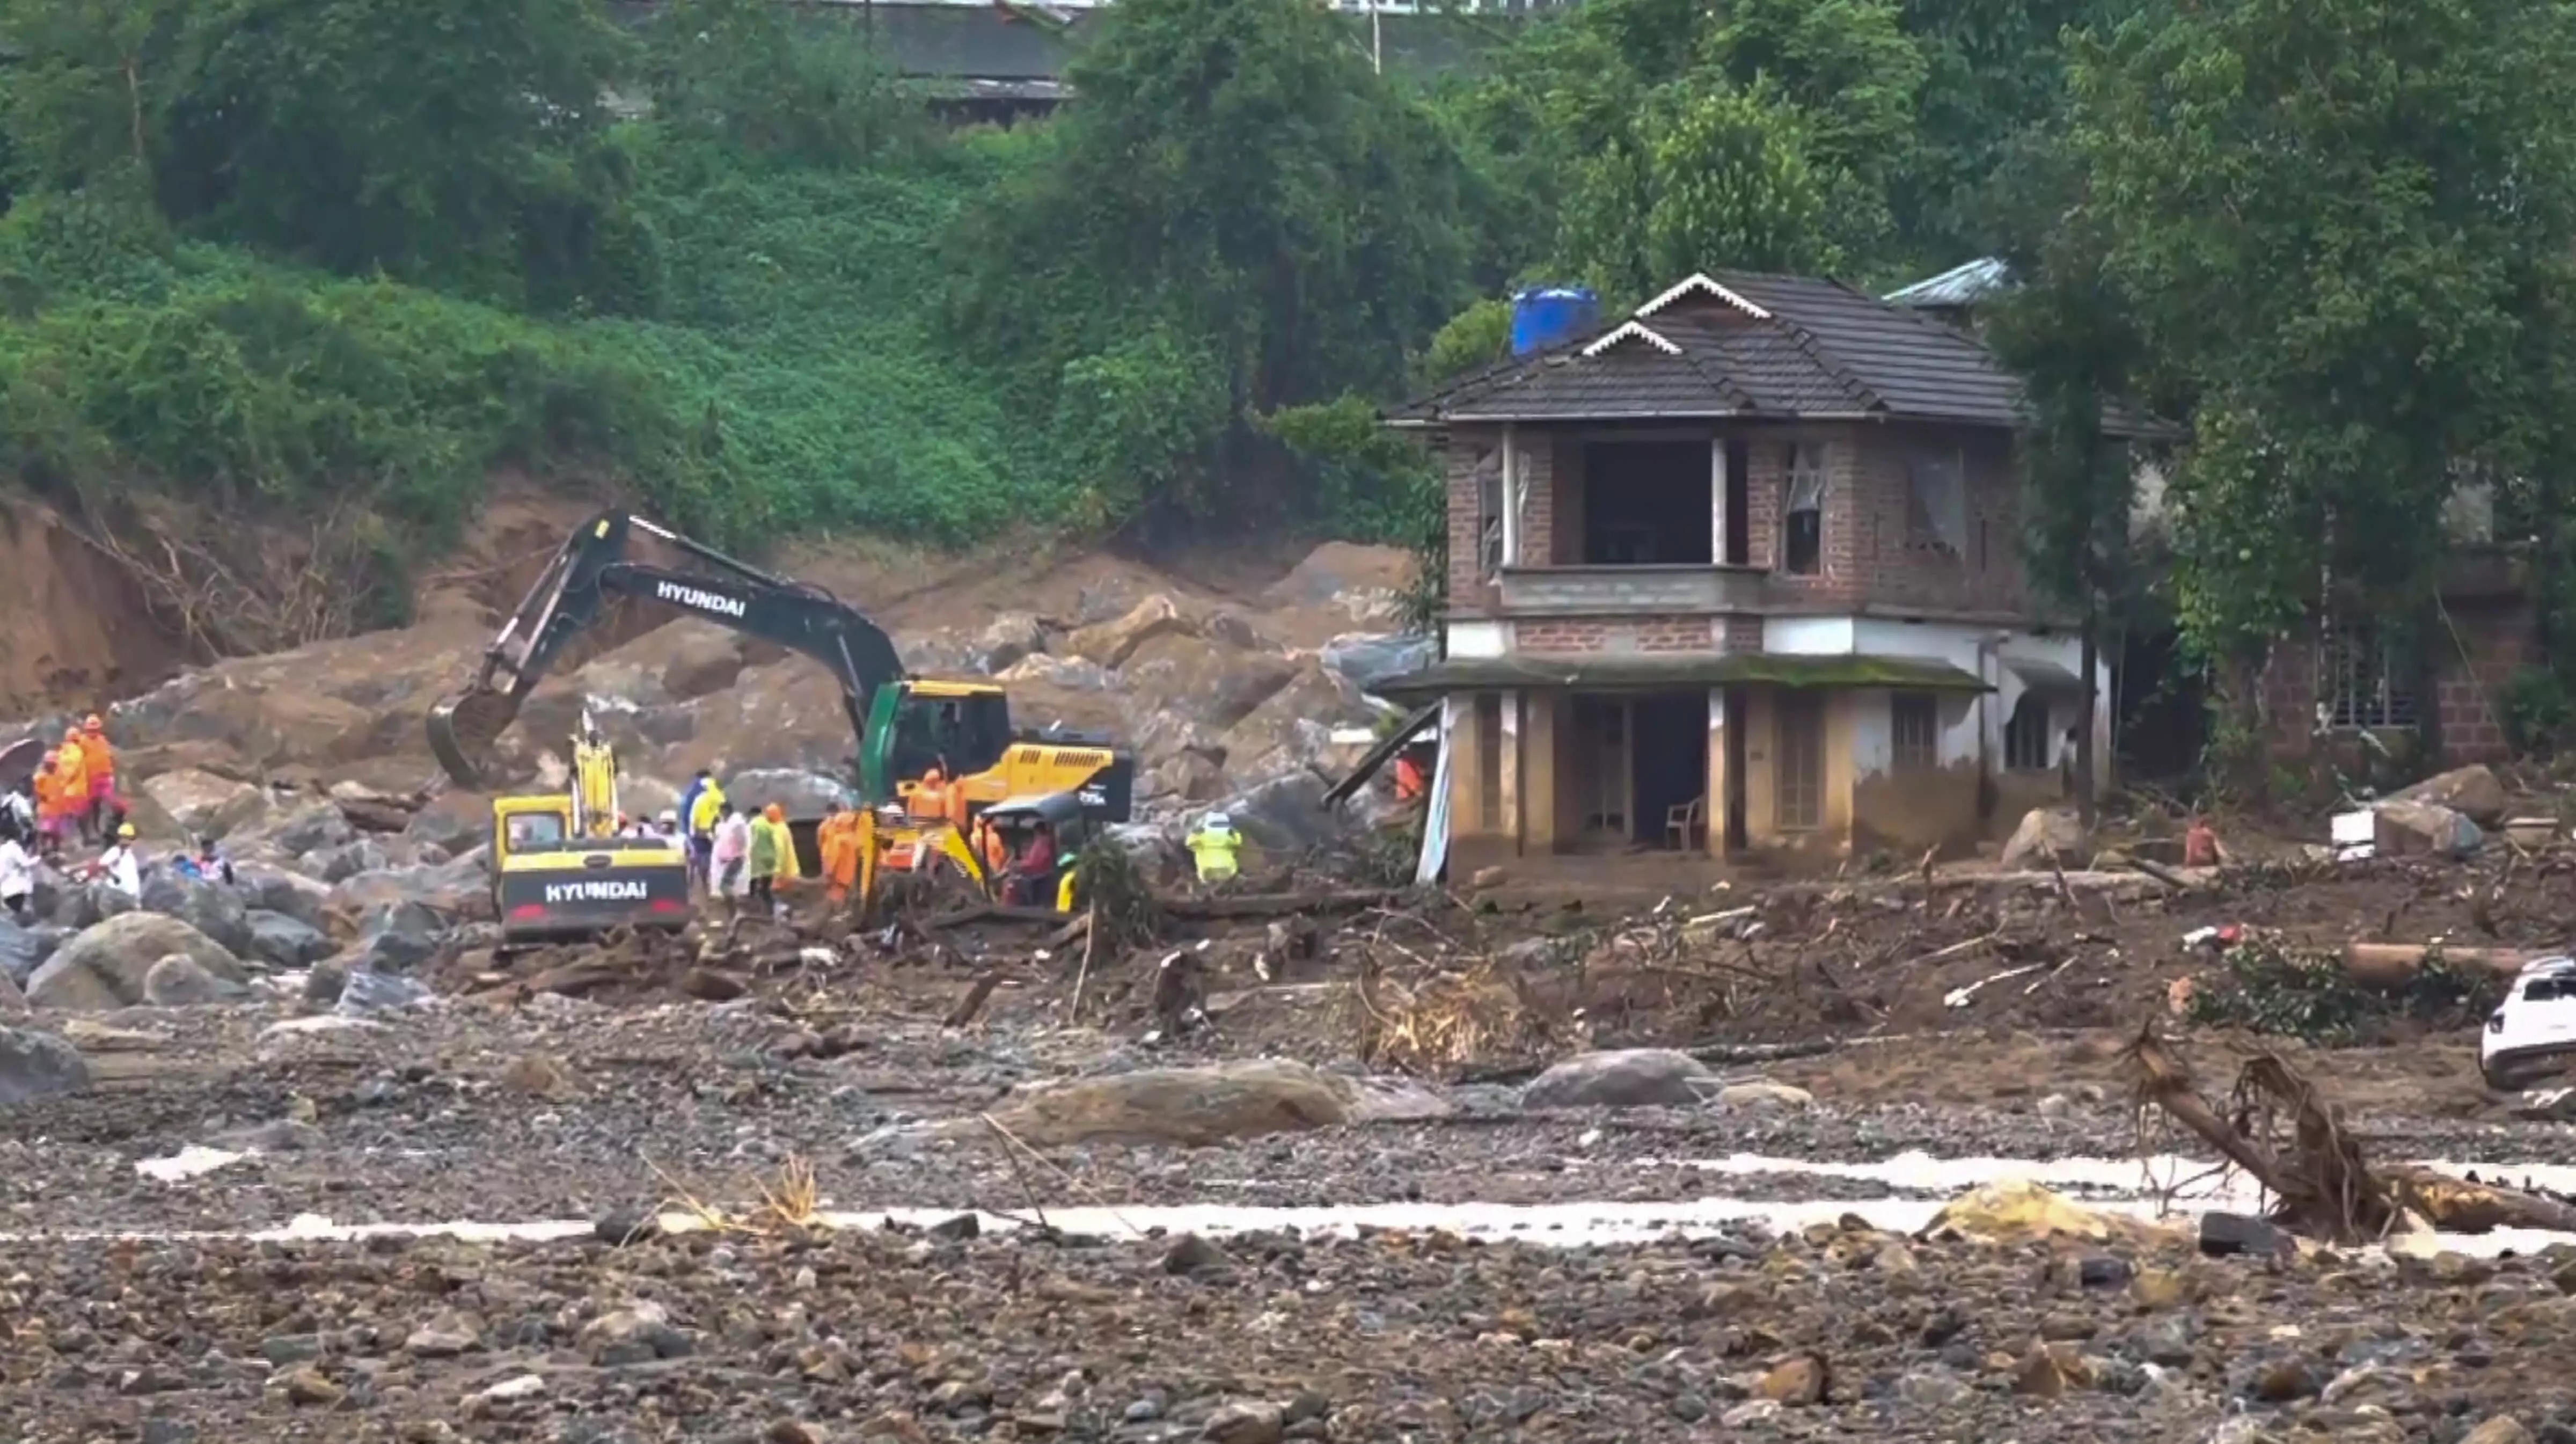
[427,511,1134,849]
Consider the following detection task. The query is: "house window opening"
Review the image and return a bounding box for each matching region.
[1892,692,1939,771]
[1475,450,1504,580]
[2322,618,2417,730]
[2004,692,2052,771]
[1775,691,1824,832]
[1580,440,1713,565]
[1906,447,1968,555]
[1783,444,1825,575]
[1474,693,1504,830]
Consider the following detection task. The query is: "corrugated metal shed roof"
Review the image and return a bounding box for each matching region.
[1884,257,2010,311]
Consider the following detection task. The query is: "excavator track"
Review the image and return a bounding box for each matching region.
[427,686,521,790]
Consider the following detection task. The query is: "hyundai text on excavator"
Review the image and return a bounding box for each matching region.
[427,511,1136,873]
[490,710,692,944]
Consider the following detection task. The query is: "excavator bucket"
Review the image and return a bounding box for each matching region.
[427,685,522,790]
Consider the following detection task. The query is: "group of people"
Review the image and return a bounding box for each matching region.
[6,716,122,859]
[674,770,811,919]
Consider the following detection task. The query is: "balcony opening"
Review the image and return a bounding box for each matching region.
[1783,444,1825,575]
[1580,440,1711,565]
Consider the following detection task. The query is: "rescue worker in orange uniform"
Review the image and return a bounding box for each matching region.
[908,766,948,822]
[31,752,67,859]
[817,801,863,905]
[973,815,1007,881]
[50,730,90,845]
[77,714,116,839]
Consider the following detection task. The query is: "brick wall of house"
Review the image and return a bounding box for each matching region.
[1843,426,2031,616]
[2256,602,2531,765]
[1515,617,1717,652]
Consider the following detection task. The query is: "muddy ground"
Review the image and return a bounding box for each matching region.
[11,845,2576,1441]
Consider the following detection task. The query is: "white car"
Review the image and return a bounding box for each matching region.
[2482,957,2576,1090]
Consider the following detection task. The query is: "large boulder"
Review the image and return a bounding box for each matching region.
[1521,1049,1716,1110]
[1321,633,1437,693]
[234,862,334,931]
[137,869,254,959]
[238,799,358,857]
[1122,634,1300,732]
[310,840,391,884]
[2001,806,2088,870]
[143,953,246,1006]
[1211,772,1344,853]
[995,654,1122,694]
[2387,764,2507,827]
[975,612,1048,674]
[0,917,63,987]
[0,1026,90,1106]
[404,791,493,856]
[1066,594,1194,670]
[353,901,447,974]
[135,770,269,841]
[27,913,245,1012]
[723,768,851,820]
[245,910,335,969]
[2372,800,2483,859]
[956,1059,1440,1148]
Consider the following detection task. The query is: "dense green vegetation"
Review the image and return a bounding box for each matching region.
[9,0,2576,765]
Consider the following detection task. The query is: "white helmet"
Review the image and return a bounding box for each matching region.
[1202,812,1233,833]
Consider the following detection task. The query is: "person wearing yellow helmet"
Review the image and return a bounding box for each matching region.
[88,821,141,899]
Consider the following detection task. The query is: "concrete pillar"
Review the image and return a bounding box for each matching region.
[1526,692,1563,854]
[1709,439,1729,565]
[1705,687,1728,858]
[1449,694,1487,836]
[1499,688,1523,850]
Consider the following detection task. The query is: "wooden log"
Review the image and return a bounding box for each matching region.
[2343,943,2537,988]
[1160,889,1407,920]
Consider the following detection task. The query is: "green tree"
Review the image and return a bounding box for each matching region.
[639,0,927,170]
[951,0,1476,527]
[2062,0,2576,759]
[2,0,649,310]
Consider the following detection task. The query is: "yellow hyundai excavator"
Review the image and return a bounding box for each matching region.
[427,511,1136,878]
[487,711,693,944]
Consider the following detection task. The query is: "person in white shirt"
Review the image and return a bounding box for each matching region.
[0,832,32,921]
[89,823,142,900]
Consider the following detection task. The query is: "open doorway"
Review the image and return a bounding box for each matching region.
[1633,693,1709,849]
[1582,442,1711,564]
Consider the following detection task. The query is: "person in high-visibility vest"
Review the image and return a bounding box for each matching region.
[1185,812,1241,885]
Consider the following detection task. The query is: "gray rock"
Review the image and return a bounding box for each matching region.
[233,863,333,930]
[722,769,852,820]
[975,611,1048,673]
[246,799,357,857]
[2371,799,2483,859]
[0,916,63,986]
[1321,632,1435,693]
[1520,1049,1715,1110]
[2387,763,2507,826]
[27,913,246,1012]
[244,911,334,969]
[0,1025,91,1105]
[2001,805,2088,869]
[137,870,254,959]
[142,953,245,1006]
[336,968,434,1017]
[305,958,350,1006]
[355,900,445,974]
[311,840,389,884]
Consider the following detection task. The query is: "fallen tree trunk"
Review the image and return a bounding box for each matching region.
[1161,889,1408,920]
[2343,943,2536,987]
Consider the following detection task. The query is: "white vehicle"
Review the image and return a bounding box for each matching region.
[2481,957,2576,1090]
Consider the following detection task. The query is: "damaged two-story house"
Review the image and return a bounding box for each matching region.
[1378,271,2169,874]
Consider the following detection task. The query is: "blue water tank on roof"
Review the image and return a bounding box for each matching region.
[1510,286,1599,356]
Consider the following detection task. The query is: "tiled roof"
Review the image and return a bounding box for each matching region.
[1390,269,2171,437]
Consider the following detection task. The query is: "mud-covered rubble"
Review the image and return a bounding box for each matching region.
[12,1191,2576,1441]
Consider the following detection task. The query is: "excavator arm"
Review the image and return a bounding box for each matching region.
[428,511,905,789]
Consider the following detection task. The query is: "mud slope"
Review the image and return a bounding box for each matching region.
[0,497,191,717]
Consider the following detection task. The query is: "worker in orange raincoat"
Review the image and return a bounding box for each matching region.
[77,714,116,838]
[50,731,90,845]
[817,801,863,905]
[908,766,948,822]
[31,752,67,858]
